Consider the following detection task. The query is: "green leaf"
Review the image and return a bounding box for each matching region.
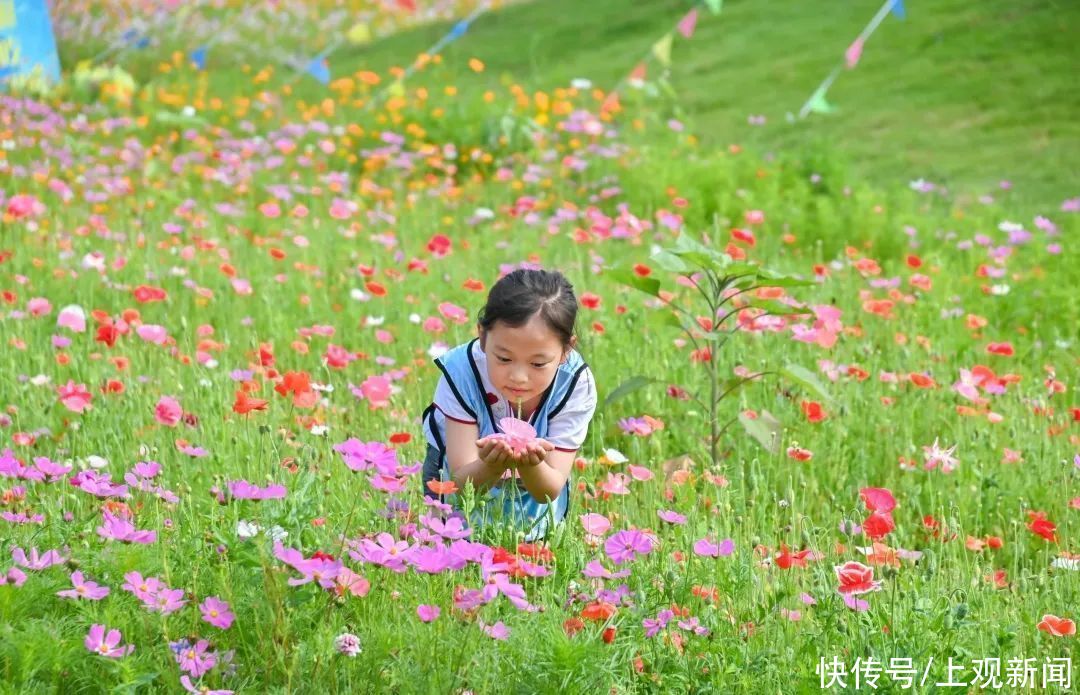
[756,268,816,288]
[738,410,781,454]
[607,268,661,297]
[603,376,657,408]
[651,249,690,274]
[780,364,833,403]
[745,300,813,318]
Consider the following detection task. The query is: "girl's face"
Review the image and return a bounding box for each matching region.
[479,315,572,408]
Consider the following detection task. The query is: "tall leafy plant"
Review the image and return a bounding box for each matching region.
[607,231,831,471]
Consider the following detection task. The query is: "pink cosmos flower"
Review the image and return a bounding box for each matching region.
[692,538,735,558]
[287,557,342,589]
[334,567,371,598]
[176,639,217,677]
[180,675,233,694]
[33,456,72,480]
[604,529,655,565]
[424,515,472,541]
[417,604,441,622]
[350,533,413,572]
[85,624,134,658]
[657,510,687,525]
[122,571,163,602]
[155,396,183,426]
[335,439,397,472]
[12,546,66,570]
[481,620,510,640]
[57,571,110,600]
[57,380,93,413]
[150,587,187,615]
[227,480,287,500]
[1,566,28,587]
[98,511,157,544]
[199,596,235,629]
[582,560,631,580]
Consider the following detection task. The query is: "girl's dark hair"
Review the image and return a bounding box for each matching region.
[478,269,578,348]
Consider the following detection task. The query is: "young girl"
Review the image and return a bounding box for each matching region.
[421,268,597,540]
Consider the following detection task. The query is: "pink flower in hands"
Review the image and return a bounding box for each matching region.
[489,417,539,457]
[85,624,134,658]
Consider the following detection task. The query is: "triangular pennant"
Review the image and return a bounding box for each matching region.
[677,9,698,39]
[629,62,647,83]
[347,22,372,45]
[306,57,331,85]
[808,89,835,114]
[844,37,864,69]
[189,46,208,71]
[600,92,621,114]
[387,79,406,98]
[651,32,674,68]
[448,19,470,40]
[890,0,906,19]
[703,0,723,15]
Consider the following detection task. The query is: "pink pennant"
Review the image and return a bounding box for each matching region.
[629,62,647,82]
[677,9,698,39]
[845,37,864,69]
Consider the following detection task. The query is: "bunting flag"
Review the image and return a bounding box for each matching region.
[798,0,908,118]
[387,79,406,98]
[806,88,835,115]
[189,46,208,71]
[703,0,723,15]
[346,22,372,46]
[306,57,330,85]
[677,9,698,39]
[844,37,864,69]
[448,19,470,40]
[628,62,647,83]
[651,32,673,68]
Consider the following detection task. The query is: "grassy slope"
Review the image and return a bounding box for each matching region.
[312,0,1080,206]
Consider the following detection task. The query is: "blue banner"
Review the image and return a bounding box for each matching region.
[0,0,61,88]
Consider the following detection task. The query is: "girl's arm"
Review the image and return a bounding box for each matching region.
[444,419,513,492]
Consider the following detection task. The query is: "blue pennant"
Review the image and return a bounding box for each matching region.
[306,57,330,85]
[189,46,208,71]
[891,0,906,19]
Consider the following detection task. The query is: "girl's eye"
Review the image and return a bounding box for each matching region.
[497,356,511,363]
[531,363,548,369]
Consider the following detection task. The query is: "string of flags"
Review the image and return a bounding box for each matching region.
[600,0,722,116]
[798,0,906,118]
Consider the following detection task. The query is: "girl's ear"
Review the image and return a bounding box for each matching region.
[563,335,578,362]
[477,324,486,350]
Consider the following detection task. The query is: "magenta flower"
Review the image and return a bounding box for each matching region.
[368,473,408,493]
[603,529,655,565]
[677,617,710,636]
[227,480,286,500]
[287,557,341,589]
[33,456,72,481]
[1,566,28,587]
[348,533,413,572]
[453,587,487,612]
[481,620,510,640]
[155,396,183,427]
[334,438,397,472]
[176,639,217,677]
[57,571,110,600]
[12,546,66,570]
[482,573,536,612]
[199,596,235,630]
[582,560,631,580]
[98,511,157,544]
[57,380,93,413]
[149,587,187,615]
[417,604,441,623]
[122,571,163,602]
[180,675,234,694]
[334,567,371,598]
[85,624,134,658]
[692,537,735,558]
[657,510,687,525]
[643,609,675,638]
[423,514,471,541]
[408,544,468,574]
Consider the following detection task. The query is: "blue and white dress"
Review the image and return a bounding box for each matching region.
[422,338,597,540]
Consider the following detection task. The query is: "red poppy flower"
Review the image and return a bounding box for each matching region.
[862,511,895,540]
[986,342,1014,356]
[426,480,458,496]
[132,285,167,303]
[232,391,269,415]
[1037,615,1076,637]
[1027,512,1057,542]
[580,292,601,310]
[95,324,119,347]
[581,601,617,622]
[801,401,826,423]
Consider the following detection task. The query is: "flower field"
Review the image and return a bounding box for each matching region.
[1,0,1079,692]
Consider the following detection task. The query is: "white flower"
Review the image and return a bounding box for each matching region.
[181,105,196,117]
[427,342,449,360]
[990,284,1010,296]
[473,207,495,220]
[236,520,260,539]
[30,374,51,386]
[311,382,334,393]
[364,315,385,326]
[267,525,288,541]
[570,78,592,90]
[408,313,421,324]
[349,289,369,302]
[310,425,329,436]
[86,455,109,469]
[602,448,628,464]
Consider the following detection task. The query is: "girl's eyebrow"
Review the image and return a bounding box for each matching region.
[492,344,554,359]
